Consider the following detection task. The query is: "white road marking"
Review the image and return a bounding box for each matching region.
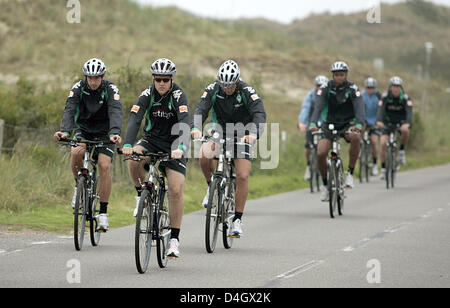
[31,241,52,245]
[277,260,324,279]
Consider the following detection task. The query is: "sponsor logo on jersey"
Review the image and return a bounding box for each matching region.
[179,105,188,113]
[131,105,140,113]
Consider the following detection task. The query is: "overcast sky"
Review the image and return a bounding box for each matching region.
[134,0,450,24]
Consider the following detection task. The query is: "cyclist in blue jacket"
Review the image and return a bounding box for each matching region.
[298,75,328,181]
[361,77,382,176]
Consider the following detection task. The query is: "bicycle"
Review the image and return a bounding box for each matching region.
[60,138,114,251]
[385,124,401,190]
[359,129,371,184]
[326,125,357,219]
[309,131,323,193]
[118,149,171,274]
[194,133,248,254]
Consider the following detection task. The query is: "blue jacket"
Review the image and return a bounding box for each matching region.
[298,88,318,126]
[362,89,381,126]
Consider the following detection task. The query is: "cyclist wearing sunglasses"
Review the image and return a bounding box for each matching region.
[191,60,266,238]
[122,58,190,259]
[309,61,365,201]
[53,58,123,232]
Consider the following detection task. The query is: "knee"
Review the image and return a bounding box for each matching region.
[169,185,183,201]
[98,160,111,175]
[236,171,249,183]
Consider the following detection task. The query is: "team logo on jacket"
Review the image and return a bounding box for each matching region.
[131,105,140,113]
[153,109,175,119]
[179,105,188,113]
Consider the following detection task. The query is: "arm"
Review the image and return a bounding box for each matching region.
[405,95,413,126]
[123,89,151,148]
[376,98,385,127]
[60,81,82,136]
[191,84,215,133]
[171,89,191,155]
[107,83,124,138]
[246,91,267,140]
[352,90,365,129]
[298,90,313,125]
[309,86,327,128]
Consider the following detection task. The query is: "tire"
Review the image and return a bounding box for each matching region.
[328,160,338,219]
[135,190,154,274]
[89,175,101,247]
[359,142,364,184]
[74,177,87,251]
[205,178,221,254]
[156,186,170,269]
[337,160,345,216]
[223,177,236,249]
[309,150,315,193]
[391,150,396,188]
[386,147,391,190]
[365,143,370,183]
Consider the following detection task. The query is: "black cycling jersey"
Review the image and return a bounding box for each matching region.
[377,90,413,125]
[60,79,123,137]
[310,80,365,130]
[124,83,190,152]
[191,80,266,139]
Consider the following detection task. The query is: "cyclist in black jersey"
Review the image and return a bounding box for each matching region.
[191,60,266,238]
[54,58,123,232]
[122,58,190,259]
[376,76,413,179]
[309,61,365,201]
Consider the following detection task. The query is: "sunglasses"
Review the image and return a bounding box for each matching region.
[154,78,171,83]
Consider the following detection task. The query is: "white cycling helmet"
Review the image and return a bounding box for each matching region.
[218,60,240,88]
[315,75,329,86]
[82,58,107,77]
[150,58,177,76]
[365,77,377,88]
[389,76,403,86]
[331,61,349,73]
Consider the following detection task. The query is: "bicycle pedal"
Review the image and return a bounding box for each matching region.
[97,229,108,233]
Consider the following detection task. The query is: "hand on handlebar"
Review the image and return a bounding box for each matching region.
[54,131,69,142]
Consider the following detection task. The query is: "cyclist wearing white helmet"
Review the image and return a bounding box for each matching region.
[377,76,413,179]
[54,58,123,232]
[191,60,266,238]
[298,75,328,181]
[362,77,382,176]
[123,58,190,259]
[309,61,365,201]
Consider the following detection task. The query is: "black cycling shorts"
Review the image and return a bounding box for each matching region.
[136,138,187,177]
[74,130,115,161]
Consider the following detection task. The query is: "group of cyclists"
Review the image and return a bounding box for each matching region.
[54,57,266,259]
[53,57,412,259]
[298,62,413,202]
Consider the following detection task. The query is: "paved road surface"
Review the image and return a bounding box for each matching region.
[1,164,449,288]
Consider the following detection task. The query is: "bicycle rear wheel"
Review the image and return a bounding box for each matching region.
[156,187,170,268]
[74,177,87,251]
[223,177,236,249]
[205,178,221,253]
[135,190,154,274]
[328,160,338,219]
[359,142,365,184]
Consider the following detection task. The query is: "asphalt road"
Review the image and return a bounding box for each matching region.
[1,164,449,288]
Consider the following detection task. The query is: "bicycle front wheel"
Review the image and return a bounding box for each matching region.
[223,178,236,249]
[74,177,87,251]
[205,178,221,253]
[156,187,170,268]
[328,160,338,219]
[337,160,345,216]
[135,190,154,274]
[386,147,392,190]
[89,176,101,247]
